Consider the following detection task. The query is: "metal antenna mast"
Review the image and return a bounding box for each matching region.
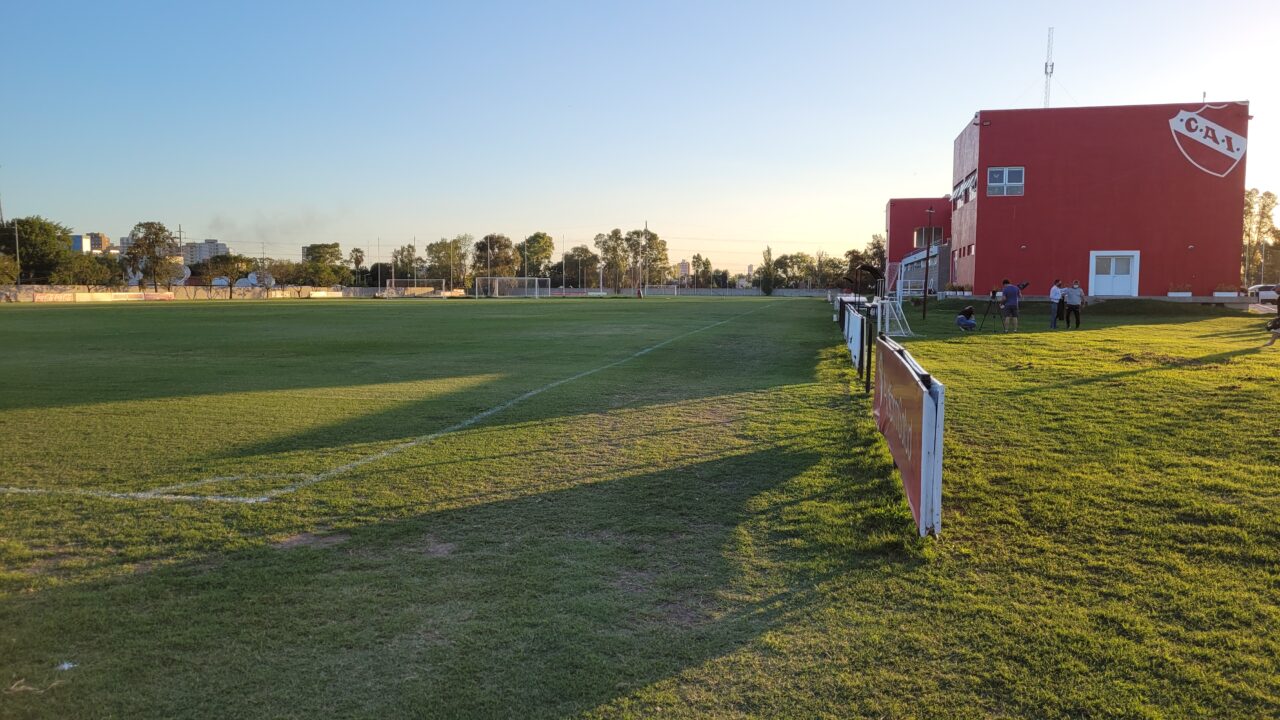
[1044,27,1055,108]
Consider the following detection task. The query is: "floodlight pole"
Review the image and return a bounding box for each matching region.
[922,206,934,320]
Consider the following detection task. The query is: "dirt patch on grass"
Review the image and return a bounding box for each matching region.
[658,595,713,628]
[273,532,349,550]
[423,540,457,557]
[612,569,656,594]
[1120,352,1233,368]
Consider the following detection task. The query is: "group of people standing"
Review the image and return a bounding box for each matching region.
[1047,279,1086,330]
[953,278,1086,332]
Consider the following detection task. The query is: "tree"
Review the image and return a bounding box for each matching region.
[471,234,516,281]
[620,227,668,293]
[0,216,72,284]
[194,254,257,297]
[759,246,776,295]
[348,247,365,272]
[515,232,555,277]
[425,234,471,290]
[50,253,125,287]
[0,253,17,285]
[594,230,627,293]
[623,229,647,295]
[774,252,814,288]
[123,222,182,290]
[690,253,713,288]
[299,260,350,287]
[367,262,392,288]
[1243,189,1278,285]
[712,269,729,288]
[391,243,419,279]
[816,252,844,288]
[642,232,670,285]
[844,247,871,293]
[867,233,887,271]
[303,243,343,265]
[553,245,600,288]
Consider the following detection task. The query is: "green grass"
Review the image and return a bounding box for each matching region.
[1,297,1277,718]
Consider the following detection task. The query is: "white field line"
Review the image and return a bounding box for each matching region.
[0,303,772,505]
[0,485,268,505]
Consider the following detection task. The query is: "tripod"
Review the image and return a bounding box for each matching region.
[978,294,1002,331]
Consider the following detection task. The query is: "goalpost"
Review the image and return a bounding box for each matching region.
[383,278,447,297]
[474,277,552,298]
[643,284,679,296]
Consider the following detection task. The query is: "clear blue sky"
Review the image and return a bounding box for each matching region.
[4,0,1278,272]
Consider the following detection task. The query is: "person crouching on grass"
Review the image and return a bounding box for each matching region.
[1000,278,1022,332]
[956,305,977,331]
[1264,316,1280,348]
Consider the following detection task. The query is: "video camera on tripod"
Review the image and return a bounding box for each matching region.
[978,281,1031,330]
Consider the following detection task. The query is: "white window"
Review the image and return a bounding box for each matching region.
[913,226,944,248]
[986,166,1025,196]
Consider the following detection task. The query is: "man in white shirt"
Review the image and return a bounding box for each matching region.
[1048,279,1064,329]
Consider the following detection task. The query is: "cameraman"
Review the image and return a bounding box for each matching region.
[1000,279,1027,333]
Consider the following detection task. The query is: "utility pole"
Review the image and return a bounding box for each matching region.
[1044,27,1055,108]
[922,206,935,320]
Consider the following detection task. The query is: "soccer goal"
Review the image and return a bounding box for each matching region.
[385,278,447,297]
[474,277,552,298]
[643,284,680,296]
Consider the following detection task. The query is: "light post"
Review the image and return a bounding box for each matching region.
[922,206,935,320]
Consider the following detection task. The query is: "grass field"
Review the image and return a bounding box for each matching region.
[1,296,1278,718]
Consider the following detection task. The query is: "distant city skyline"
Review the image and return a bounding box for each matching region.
[4,1,1278,271]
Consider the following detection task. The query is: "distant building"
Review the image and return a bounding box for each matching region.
[70,232,112,254]
[883,101,1250,297]
[747,263,754,278]
[182,239,229,265]
[678,259,690,279]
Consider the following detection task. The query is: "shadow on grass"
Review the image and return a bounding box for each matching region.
[0,299,790,413]
[1003,347,1262,397]
[906,299,1250,340]
[0,441,918,719]
[198,313,819,467]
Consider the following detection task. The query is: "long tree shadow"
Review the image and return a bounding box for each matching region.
[0,442,919,719]
[1003,346,1262,397]
[199,311,817,467]
[0,299,788,413]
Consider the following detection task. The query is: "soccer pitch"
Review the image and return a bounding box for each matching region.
[2,297,1278,718]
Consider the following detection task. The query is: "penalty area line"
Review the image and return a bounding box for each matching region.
[0,302,774,505]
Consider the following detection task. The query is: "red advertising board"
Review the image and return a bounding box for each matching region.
[873,337,944,536]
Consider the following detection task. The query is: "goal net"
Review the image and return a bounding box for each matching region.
[643,284,679,296]
[474,277,552,298]
[385,278,447,297]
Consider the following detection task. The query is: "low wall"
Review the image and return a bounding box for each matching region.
[0,285,382,302]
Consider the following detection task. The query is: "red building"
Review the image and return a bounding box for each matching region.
[946,101,1249,297]
[885,197,952,266]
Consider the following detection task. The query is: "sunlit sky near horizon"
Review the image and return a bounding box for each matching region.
[4,0,1279,272]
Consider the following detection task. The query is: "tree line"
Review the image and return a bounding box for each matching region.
[1243,188,1280,287]
[0,215,893,292]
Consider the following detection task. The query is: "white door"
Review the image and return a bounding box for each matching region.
[1089,252,1139,296]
